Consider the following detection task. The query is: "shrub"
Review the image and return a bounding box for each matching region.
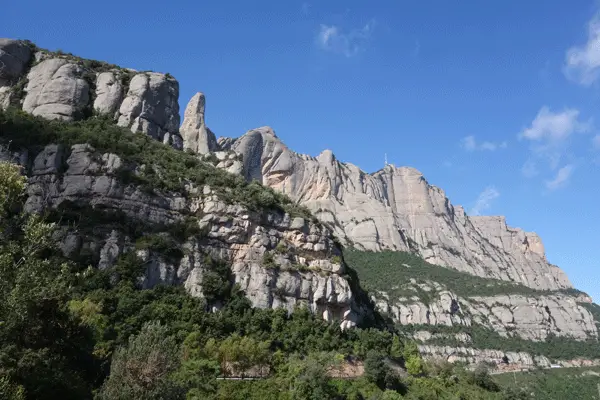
[96,321,183,400]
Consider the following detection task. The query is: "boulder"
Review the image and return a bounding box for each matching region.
[22,58,89,121]
[117,72,179,141]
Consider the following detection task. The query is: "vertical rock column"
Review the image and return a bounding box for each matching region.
[180,92,218,154]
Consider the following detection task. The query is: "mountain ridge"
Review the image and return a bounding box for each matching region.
[1,38,598,371]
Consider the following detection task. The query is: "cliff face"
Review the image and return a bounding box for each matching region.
[2,141,364,330]
[2,38,599,368]
[224,127,571,291]
[372,282,597,341]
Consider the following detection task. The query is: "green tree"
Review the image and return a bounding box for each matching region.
[278,353,337,400]
[364,350,388,388]
[96,321,183,400]
[382,389,403,400]
[172,359,220,398]
[0,162,97,400]
[0,377,25,400]
[0,161,25,220]
[405,356,424,376]
[467,363,500,392]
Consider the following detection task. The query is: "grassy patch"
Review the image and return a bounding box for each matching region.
[344,249,585,301]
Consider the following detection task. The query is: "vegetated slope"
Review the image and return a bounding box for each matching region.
[494,366,600,400]
[0,109,513,400]
[345,249,600,363]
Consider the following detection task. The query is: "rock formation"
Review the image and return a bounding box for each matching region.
[181,92,218,154]
[93,71,123,117]
[225,127,571,291]
[0,39,32,109]
[19,142,364,330]
[0,38,183,149]
[2,38,599,366]
[371,280,597,341]
[117,72,181,145]
[22,58,90,121]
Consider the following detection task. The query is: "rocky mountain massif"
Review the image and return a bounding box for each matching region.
[1,38,599,370]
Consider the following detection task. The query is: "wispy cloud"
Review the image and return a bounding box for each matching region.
[316,20,376,57]
[469,186,500,216]
[545,165,575,190]
[460,135,508,152]
[519,106,591,171]
[565,13,600,85]
[593,134,600,149]
[519,107,590,142]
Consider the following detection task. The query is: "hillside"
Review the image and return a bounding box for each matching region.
[1,37,599,398]
[0,106,513,400]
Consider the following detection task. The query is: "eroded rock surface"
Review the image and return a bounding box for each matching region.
[93,71,123,117]
[181,92,218,154]
[227,127,572,291]
[23,143,364,330]
[117,72,180,142]
[374,287,597,341]
[22,58,89,121]
[0,38,32,86]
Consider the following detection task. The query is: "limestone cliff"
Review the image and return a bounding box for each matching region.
[2,38,599,368]
[224,126,571,291]
[3,142,365,330]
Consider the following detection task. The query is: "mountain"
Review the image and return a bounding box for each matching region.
[1,37,599,376]
[222,126,570,292]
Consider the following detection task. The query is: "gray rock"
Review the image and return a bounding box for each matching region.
[20,143,364,330]
[418,344,550,371]
[163,132,184,150]
[94,71,123,117]
[229,128,572,291]
[180,92,218,154]
[22,58,89,121]
[217,137,236,151]
[117,72,179,141]
[32,144,66,175]
[99,230,122,270]
[371,279,598,341]
[0,38,32,86]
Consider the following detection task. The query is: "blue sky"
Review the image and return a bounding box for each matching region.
[5,0,600,300]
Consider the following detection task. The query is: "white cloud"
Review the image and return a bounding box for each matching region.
[593,134,600,149]
[520,107,590,142]
[519,106,591,171]
[460,135,507,152]
[565,14,600,85]
[469,186,500,216]
[545,165,575,190]
[316,20,375,57]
